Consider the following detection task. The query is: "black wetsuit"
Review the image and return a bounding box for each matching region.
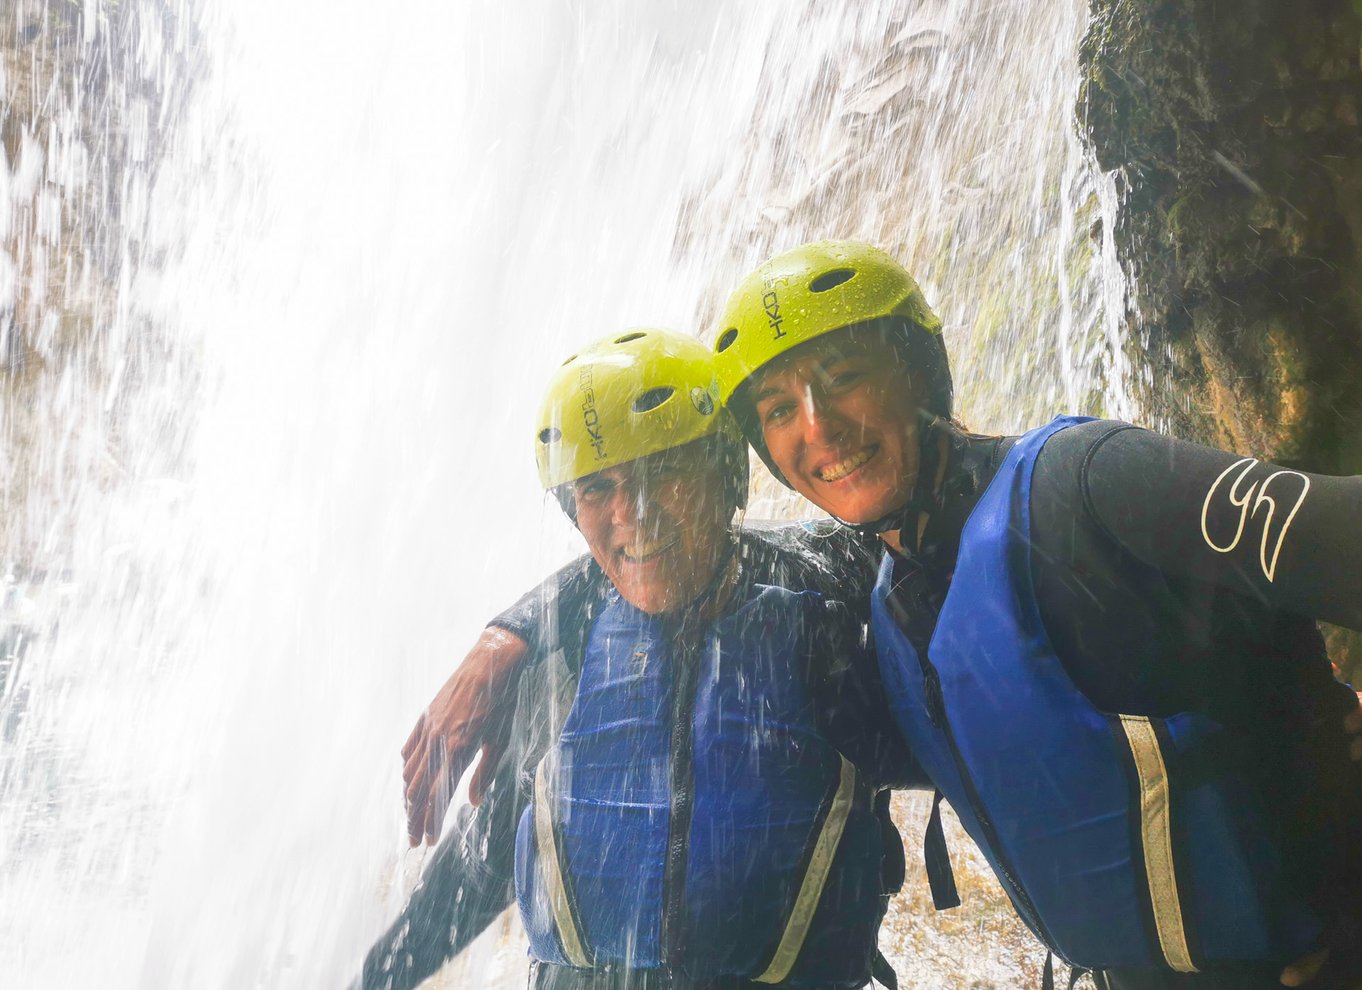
[357,530,920,990]
[493,420,1362,990]
[886,420,1362,989]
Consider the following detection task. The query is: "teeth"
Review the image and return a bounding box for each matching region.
[622,539,676,561]
[819,448,874,482]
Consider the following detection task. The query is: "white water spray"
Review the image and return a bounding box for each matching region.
[1,1,1129,987]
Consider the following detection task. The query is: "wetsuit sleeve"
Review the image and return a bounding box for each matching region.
[807,598,929,791]
[485,554,608,667]
[358,761,521,990]
[1076,425,1362,629]
[742,521,881,616]
[358,644,578,990]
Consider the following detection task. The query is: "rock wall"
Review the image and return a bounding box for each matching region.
[1081,0,1362,670]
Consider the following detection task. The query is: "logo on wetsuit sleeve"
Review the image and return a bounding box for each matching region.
[1199,457,1311,583]
[579,367,606,460]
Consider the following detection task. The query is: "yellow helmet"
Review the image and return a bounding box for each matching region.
[534,328,745,494]
[711,240,952,488]
[712,239,947,405]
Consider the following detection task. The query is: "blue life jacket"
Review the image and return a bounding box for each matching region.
[871,415,1323,971]
[515,584,886,988]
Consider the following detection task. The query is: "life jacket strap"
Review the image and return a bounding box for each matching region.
[753,755,858,985]
[534,750,592,967]
[1115,715,1199,973]
[871,949,899,990]
[924,789,961,910]
[1040,952,1095,990]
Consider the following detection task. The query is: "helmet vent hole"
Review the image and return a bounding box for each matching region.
[631,387,675,414]
[538,427,562,444]
[810,268,856,293]
[716,328,739,352]
[614,332,646,344]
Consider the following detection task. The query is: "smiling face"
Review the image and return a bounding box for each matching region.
[571,439,735,614]
[743,328,924,525]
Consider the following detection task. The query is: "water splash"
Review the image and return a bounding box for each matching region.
[1,1,1129,987]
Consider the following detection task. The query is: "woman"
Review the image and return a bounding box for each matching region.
[706,240,1362,990]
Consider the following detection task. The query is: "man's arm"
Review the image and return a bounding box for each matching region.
[361,736,530,990]
[403,555,606,846]
[402,626,526,846]
[365,647,569,990]
[358,802,516,990]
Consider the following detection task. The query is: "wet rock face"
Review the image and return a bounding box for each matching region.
[1080,0,1362,671]
[1081,0,1362,472]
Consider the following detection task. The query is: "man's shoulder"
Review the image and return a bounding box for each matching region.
[738,525,879,606]
[740,521,878,569]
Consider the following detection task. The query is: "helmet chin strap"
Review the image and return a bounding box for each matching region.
[845,413,946,549]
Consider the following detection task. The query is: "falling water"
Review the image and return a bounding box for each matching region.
[1,1,1129,987]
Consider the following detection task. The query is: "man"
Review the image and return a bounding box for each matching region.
[359,329,915,990]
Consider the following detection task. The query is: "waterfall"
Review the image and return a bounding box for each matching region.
[1,1,1127,987]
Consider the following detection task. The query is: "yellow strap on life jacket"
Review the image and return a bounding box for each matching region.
[754,754,859,985]
[1118,715,1198,973]
[534,750,591,967]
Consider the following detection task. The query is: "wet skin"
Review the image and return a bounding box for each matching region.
[746,330,926,527]
[571,441,734,615]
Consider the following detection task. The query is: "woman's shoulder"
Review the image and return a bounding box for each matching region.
[1030,417,1147,488]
